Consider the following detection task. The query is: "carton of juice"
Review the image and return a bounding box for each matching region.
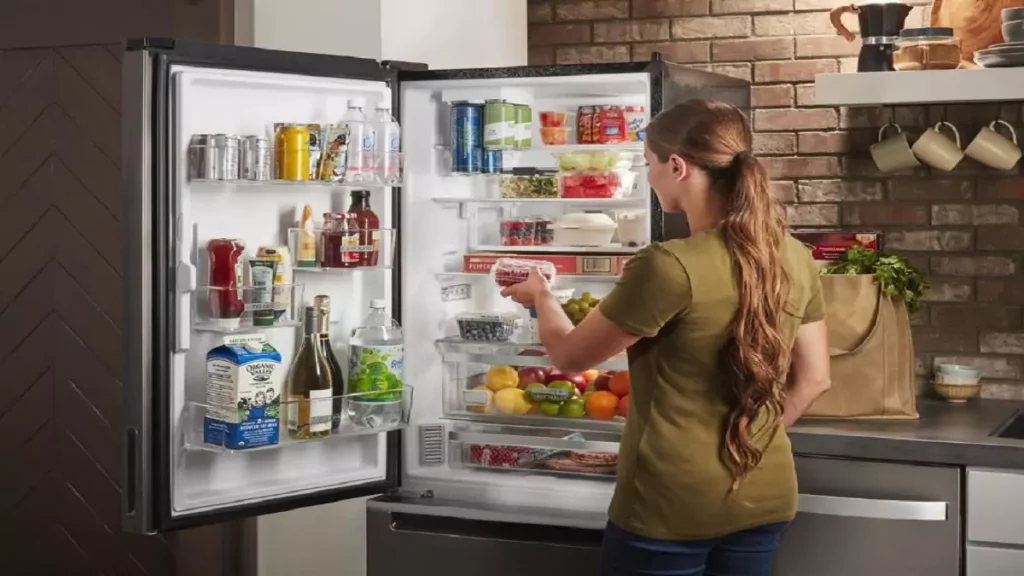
[204,334,283,450]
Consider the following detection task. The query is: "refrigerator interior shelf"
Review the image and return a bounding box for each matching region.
[181,386,414,454]
[193,282,305,333]
[435,336,628,371]
[436,271,621,283]
[432,196,646,207]
[189,179,404,189]
[450,425,620,480]
[432,143,643,154]
[470,244,637,254]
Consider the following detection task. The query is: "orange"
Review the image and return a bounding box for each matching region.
[608,371,631,397]
[618,395,629,418]
[586,391,619,420]
[581,369,600,384]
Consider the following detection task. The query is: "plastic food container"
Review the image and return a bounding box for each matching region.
[559,170,637,199]
[541,127,570,146]
[555,151,634,172]
[539,111,570,128]
[455,312,519,341]
[500,218,553,246]
[553,212,618,247]
[893,28,961,71]
[615,210,648,247]
[492,258,557,287]
[499,173,559,198]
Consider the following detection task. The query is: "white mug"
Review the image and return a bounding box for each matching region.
[870,123,920,173]
[912,121,963,172]
[965,120,1021,171]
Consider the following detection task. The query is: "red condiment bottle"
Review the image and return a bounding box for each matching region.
[321,213,358,269]
[347,190,380,267]
[207,238,246,324]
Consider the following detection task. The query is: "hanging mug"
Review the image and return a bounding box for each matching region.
[965,120,1021,171]
[912,121,963,172]
[870,123,920,173]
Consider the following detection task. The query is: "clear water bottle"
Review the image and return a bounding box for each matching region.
[372,101,402,185]
[347,299,404,428]
[342,98,374,183]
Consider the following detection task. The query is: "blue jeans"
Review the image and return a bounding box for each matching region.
[600,521,788,576]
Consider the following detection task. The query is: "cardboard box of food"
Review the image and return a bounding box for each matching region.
[463,253,631,277]
[792,231,881,263]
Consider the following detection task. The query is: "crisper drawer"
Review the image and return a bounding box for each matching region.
[774,456,960,576]
[967,468,1024,546]
[449,424,620,480]
[436,337,628,432]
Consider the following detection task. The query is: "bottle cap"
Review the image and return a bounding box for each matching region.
[348,97,366,108]
[377,100,392,110]
[370,299,387,309]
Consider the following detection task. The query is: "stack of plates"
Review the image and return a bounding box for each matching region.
[975,43,1024,68]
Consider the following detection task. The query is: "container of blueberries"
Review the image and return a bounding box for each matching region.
[456,312,520,341]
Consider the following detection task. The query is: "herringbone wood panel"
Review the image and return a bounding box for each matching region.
[0,46,176,576]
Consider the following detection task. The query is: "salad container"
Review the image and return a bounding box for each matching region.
[491,258,558,288]
[499,173,559,198]
[553,212,618,247]
[455,312,520,341]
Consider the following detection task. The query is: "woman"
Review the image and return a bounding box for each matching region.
[501,99,832,575]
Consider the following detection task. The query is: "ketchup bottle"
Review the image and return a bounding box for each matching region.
[347,190,380,267]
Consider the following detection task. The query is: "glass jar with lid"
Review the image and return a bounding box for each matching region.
[893,27,961,71]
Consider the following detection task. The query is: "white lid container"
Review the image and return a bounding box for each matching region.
[553,212,618,247]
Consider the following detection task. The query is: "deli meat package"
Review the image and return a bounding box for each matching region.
[491,258,558,288]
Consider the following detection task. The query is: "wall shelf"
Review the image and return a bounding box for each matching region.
[814,70,1024,107]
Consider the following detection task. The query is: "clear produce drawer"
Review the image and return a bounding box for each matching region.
[449,424,620,480]
[436,338,629,433]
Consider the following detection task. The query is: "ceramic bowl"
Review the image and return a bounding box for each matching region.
[1003,20,1024,44]
[934,372,980,386]
[933,381,981,403]
[934,363,980,379]
[1004,7,1024,22]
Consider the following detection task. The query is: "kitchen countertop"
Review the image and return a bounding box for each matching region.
[789,398,1024,469]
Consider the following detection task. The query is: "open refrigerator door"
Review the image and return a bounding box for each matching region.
[392,62,749,525]
[122,40,408,533]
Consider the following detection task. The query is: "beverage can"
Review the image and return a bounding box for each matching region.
[451,101,483,174]
[212,134,240,180]
[275,124,310,181]
[482,149,503,174]
[484,99,516,149]
[241,136,272,181]
[624,106,646,142]
[514,104,532,150]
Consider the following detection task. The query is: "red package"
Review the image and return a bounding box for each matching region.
[577,106,596,144]
[597,106,626,144]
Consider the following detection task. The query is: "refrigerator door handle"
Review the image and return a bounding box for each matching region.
[798,493,948,521]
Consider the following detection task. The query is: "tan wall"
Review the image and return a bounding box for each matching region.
[528,0,1024,399]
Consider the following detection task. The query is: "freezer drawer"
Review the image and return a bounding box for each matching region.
[367,507,603,576]
[967,545,1024,576]
[967,468,1024,546]
[774,456,961,576]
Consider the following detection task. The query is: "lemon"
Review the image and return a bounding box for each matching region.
[486,365,519,392]
[494,388,532,416]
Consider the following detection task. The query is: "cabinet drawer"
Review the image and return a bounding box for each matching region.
[967,468,1024,546]
[967,545,1024,576]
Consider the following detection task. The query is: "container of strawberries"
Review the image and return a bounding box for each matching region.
[491,258,558,288]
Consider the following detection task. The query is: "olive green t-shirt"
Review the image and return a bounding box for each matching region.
[599,229,825,541]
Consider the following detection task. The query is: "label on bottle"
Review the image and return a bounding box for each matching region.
[341,232,360,264]
[347,344,403,403]
[287,388,334,434]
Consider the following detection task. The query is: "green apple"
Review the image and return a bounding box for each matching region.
[560,398,586,418]
[540,401,562,417]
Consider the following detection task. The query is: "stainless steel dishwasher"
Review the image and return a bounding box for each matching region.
[774,456,961,576]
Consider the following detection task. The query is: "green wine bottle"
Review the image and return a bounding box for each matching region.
[313,295,346,431]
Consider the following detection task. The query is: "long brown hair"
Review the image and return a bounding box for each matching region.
[647,99,790,490]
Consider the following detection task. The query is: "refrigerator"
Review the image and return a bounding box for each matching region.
[121,38,748,566]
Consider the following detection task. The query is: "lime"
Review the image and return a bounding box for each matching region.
[560,398,586,418]
[540,401,562,417]
[525,383,548,402]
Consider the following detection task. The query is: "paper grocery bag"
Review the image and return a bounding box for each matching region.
[804,274,918,419]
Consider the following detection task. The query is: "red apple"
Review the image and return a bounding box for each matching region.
[517,366,548,389]
[547,371,586,391]
[594,372,612,392]
[515,350,551,377]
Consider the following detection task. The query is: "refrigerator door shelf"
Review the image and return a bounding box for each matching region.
[180,386,414,454]
[189,179,404,189]
[192,282,305,333]
[286,227,397,271]
[435,336,628,371]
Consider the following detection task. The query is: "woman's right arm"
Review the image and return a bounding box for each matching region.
[782,320,831,427]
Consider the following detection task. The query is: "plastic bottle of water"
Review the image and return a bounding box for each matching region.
[342,98,373,183]
[372,101,402,185]
[347,299,404,428]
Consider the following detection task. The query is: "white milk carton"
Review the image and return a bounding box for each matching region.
[204,334,283,449]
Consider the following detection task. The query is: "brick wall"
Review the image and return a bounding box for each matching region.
[528,0,1024,399]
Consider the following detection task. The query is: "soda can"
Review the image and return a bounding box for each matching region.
[484,99,516,149]
[241,135,272,181]
[451,101,483,174]
[482,149,503,174]
[514,105,532,150]
[212,134,240,180]
[189,134,217,180]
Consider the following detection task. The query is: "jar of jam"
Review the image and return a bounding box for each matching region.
[321,213,359,268]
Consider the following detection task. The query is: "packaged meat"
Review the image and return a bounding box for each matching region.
[491,258,557,288]
[559,170,637,199]
[596,106,626,144]
[577,106,596,144]
[455,312,520,341]
[467,444,539,469]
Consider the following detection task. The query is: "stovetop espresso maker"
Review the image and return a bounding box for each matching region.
[831,1,913,72]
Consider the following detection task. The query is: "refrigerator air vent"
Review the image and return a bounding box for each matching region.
[419,424,445,465]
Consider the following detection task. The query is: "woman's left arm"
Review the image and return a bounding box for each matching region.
[530,290,639,373]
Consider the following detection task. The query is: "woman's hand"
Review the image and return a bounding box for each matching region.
[500,268,552,308]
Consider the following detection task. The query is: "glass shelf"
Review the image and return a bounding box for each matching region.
[193,283,305,333]
[432,143,643,154]
[432,196,646,207]
[436,271,621,283]
[181,386,414,454]
[450,425,620,480]
[435,337,628,372]
[470,244,637,255]
[189,179,403,189]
